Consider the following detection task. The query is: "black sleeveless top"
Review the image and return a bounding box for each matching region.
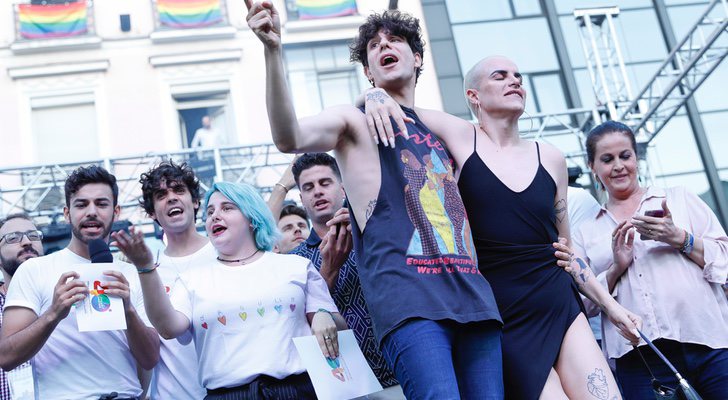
[349,106,501,343]
[458,130,584,400]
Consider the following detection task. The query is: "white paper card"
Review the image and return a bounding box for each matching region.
[7,364,34,400]
[293,330,382,400]
[75,263,127,332]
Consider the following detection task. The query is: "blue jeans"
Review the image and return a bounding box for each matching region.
[380,318,503,400]
[616,339,728,400]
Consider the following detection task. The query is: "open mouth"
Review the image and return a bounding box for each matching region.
[211,224,227,236]
[313,200,329,210]
[380,54,398,66]
[504,90,523,98]
[81,221,103,232]
[167,207,183,217]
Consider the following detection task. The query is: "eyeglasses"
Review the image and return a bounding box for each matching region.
[0,230,43,244]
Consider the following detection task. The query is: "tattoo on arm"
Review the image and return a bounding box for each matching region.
[554,198,567,224]
[573,257,591,285]
[587,368,609,399]
[366,91,389,105]
[365,200,377,221]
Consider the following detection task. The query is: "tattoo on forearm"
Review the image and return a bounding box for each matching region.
[554,198,567,224]
[574,257,590,285]
[587,368,609,399]
[366,91,389,105]
[365,200,377,221]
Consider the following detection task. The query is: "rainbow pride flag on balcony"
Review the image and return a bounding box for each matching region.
[157,0,223,29]
[18,2,88,39]
[296,0,357,20]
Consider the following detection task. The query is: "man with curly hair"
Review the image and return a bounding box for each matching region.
[246,2,503,398]
[138,160,214,400]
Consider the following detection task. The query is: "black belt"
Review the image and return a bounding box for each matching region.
[98,393,137,400]
[206,373,315,400]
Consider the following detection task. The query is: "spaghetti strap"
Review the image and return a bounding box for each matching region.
[472,125,477,153]
[535,142,541,164]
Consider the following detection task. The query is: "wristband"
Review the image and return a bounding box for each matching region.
[275,182,290,192]
[680,232,694,255]
[137,264,159,274]
[317,308,334,318]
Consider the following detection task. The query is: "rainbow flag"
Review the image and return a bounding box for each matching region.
[18,2,88,40]
[296,0,358,20]
[157,0,223,29]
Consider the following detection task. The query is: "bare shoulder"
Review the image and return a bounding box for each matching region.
[535,141,567,187]
[536,140,566,168]
[414,107,474,161]
[414,107,472,133]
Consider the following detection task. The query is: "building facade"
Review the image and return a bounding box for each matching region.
[1,0,727,225]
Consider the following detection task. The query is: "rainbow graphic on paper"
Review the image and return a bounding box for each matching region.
[157,0,223,29]
[18,2,88,40]
[90,281,111,312]
[296,0,358,20]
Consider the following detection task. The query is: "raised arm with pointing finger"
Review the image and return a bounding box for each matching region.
[247,6,504,399]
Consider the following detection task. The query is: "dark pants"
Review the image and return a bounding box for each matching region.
[204,373,316,400]
[616,339,728,400]
[380,318,504,400]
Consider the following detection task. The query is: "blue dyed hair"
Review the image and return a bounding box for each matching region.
[203,182,279,251]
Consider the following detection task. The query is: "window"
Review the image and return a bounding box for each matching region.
[453,18,559,74]
[284,42,368,116]
[32,102,98,164]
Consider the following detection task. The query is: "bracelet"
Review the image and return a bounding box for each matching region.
[680,232,694,255]
[137,264,159,274]
[679,230,690,250]
[316,308,334,319]
[275,182,290,192]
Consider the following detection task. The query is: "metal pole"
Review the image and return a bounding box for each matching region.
[652,0,728,227]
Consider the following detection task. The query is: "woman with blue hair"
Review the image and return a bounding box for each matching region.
[114,181,346,399]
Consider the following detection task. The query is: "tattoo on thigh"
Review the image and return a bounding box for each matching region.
[587,368,609,399]
[365,200,377,220]
[366,91,389,104]
[554,198,567,223]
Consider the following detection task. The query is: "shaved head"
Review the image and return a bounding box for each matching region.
[463,55,519,114]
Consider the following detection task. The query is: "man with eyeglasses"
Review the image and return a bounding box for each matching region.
[0,166,159,400]
[0,213,43,400]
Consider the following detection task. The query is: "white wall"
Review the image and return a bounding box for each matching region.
[0,0,445,168]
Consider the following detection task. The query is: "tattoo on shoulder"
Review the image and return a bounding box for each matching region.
[587,368,609,399]
[554,198,567,223]
[365,200,377,221]
[366,91,389,105]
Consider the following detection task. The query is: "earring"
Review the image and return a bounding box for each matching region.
[593,175,603,191]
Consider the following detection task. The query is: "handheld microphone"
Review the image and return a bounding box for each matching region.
[88,239,113,263]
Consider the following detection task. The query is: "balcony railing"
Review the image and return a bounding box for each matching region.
[13,0,96,42]
[285,0,358,22]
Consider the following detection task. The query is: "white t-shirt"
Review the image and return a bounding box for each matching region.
[567,186,601,232]
[170,251,338,390]
[5,248,149,400]
[151,242,215,400]
[191,127,220,148]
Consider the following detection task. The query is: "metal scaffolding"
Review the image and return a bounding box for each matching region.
[0,145,295,225]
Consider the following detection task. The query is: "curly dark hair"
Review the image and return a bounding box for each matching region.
[292,153,342,187]
[64,165,118,207]
[139,160,202,218]
[349,10,425,84]
[585,121,637,164]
